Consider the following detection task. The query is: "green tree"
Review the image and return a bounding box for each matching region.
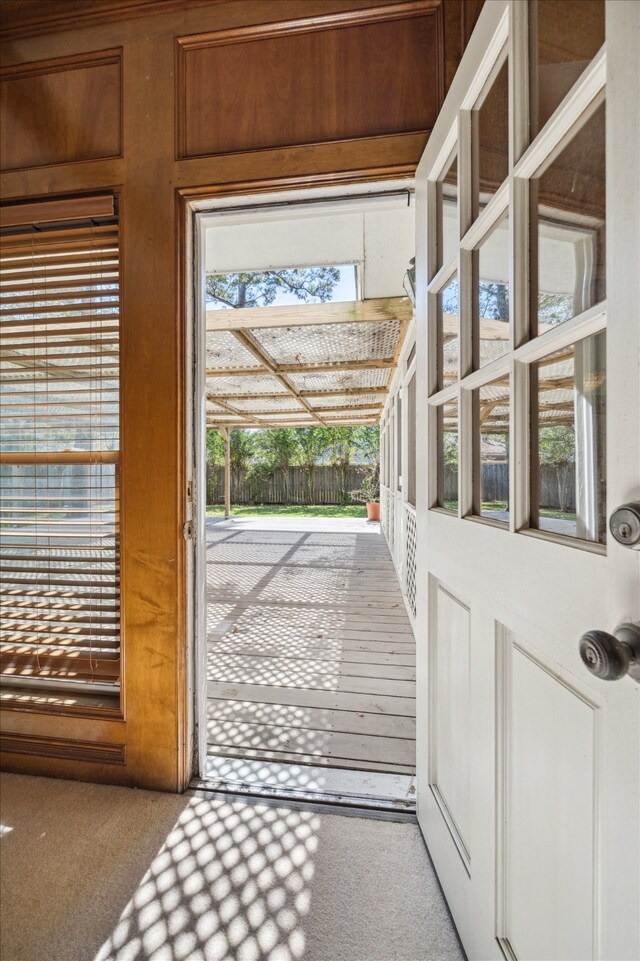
[253,428,299,502]
[350,426,381,504]
[206,267,340,309]
[229,430,256,493]
[538,425,575,511]
[206,429,224,467]
[327,427,358,503]
[294,427,333,503]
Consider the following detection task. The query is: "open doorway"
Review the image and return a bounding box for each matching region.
[190,183,417,809]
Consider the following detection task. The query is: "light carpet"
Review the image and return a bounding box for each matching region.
[0,773,464,961]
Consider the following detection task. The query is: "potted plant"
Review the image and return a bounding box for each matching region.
[350,458,381,521]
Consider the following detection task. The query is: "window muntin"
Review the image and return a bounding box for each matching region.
[425,1,607,550]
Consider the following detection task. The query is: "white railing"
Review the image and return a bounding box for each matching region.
[403,504,417,621]
[380,486,416,625]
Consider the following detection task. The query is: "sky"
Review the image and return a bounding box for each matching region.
[208,264,358,308]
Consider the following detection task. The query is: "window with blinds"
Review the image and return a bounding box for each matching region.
[0,196,121,710]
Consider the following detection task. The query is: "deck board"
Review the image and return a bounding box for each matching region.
[206,516,416,776]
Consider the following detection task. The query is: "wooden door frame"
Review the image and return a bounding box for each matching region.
[177,165,417,785]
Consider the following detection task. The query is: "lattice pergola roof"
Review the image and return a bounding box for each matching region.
[205,297,412,430]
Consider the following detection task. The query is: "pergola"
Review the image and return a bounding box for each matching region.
[205,294,413,516]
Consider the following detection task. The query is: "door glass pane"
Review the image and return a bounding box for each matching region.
[474,376,509,523]
[407,374,416,506]
[438,153,458,271]
[477,213,510,368]
[396,395,402,492]
[438,399,459,512]
[476,57,509,215]
[533,101,606,335]
[531,332,606,543]
[439,273,459,388]
[532,0,605,136]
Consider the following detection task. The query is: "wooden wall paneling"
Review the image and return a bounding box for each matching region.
[177,1,443,159]
[0,49,122,171]
[0,0,454,794]
[117,27,187,792]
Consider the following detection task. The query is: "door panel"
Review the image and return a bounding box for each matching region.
[499,633,599,961]
[414,3,640,959]
[431,583,471,868]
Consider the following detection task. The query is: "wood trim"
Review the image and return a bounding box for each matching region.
[0,451,120,465]
[0,193,115,228]
[176,1,440,160]
[178,1,440,50]
[0,0,222,42]
[0,731,126,764]
[0,47,121,81]
[179,160,420,201]
[0,692,123,722]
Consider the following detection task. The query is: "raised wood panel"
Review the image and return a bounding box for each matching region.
[0,50,122,172]
[177,1,443,159]
[498,634,599,961]
[430,582,471,869]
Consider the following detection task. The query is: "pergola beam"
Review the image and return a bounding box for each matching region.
[206,358,396,377]
[207,386,388,401]
[206,296,412,331]
[231,329,327,425]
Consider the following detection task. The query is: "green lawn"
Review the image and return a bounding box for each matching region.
[443,499,508,513]
[539,507,577,521]
[443,500,577,522]
[207,504,368,519]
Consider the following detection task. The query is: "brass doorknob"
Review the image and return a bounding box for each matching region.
[579,623,640,682]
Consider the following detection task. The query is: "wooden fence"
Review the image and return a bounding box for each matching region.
[444,463,576,510]
[207,464,368,505]
[208,462,576,509]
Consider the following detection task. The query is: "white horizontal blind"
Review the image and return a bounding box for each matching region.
[0,201,121,694]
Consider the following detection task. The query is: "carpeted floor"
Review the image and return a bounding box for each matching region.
[0,773,464,961]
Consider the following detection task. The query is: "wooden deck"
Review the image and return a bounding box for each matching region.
[206,516,416,779]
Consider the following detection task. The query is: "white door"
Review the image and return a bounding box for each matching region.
[414,3,640,959]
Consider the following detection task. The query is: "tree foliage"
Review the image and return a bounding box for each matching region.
[206,267,340,310]
[206,429,224,466]
[350,426,381,503]
[538,425,575,512]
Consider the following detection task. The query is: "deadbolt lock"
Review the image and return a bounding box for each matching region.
[609,502,640,549]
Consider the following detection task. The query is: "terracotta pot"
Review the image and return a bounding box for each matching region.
[366,501,380,521]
